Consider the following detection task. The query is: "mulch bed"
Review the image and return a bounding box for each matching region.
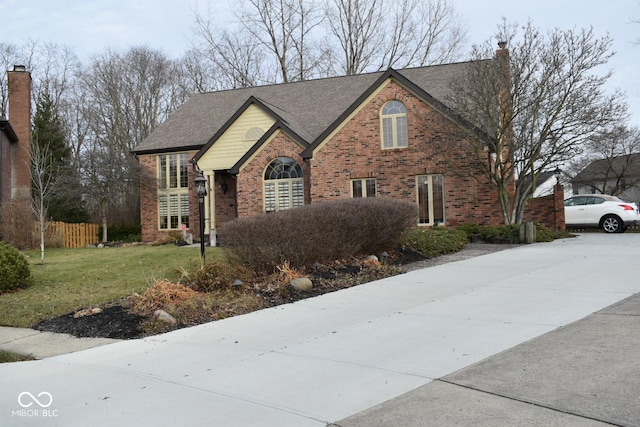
[31,244,510,340]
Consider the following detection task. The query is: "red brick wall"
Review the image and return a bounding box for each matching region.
[138,151,200,242]
[6,67,31,200]
[1,132,11,205]
[523,184,566,232]
[309,80,505,226]
[235,132,309,218]
[213,171,237,226]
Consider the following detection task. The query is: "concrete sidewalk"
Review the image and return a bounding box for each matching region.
[1,233,639,426]
[0,327,119,359]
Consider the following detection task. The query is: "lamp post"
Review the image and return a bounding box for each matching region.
[194,170,207,260]
[554,166,562,185]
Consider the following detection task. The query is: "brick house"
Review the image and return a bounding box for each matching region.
[0,66,32,210]
[134,45,557,243]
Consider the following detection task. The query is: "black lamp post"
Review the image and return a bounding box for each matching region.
[554,166,562,185]
[194,170,207,260]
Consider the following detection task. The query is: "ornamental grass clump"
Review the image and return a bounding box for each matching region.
[0,241,31,293]
[218,198,416,272]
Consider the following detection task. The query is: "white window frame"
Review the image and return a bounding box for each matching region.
[416,174,445,226]
[157,153,190,230]
[263,157,304,212]
[351,178,377,198]
[381,100,408,149]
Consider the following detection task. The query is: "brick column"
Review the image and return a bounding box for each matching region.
[7,65,32,200]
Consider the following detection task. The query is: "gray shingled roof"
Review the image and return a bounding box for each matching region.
[133,61,476,155]
[573,154,640,183]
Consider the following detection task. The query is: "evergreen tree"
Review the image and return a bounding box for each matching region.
[32,93,89,223]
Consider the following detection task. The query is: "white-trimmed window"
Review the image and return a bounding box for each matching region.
[264,157,304,212]
[381,100,408,149]
[351,178,376,197]
[158,153,190,229]
[416,175,445,225]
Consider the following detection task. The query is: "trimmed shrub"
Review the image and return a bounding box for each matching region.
[400,228,468,258]
[534,223,562,242]
[218,198,417,272]
[0,241,31,293]
[457,222,560,243]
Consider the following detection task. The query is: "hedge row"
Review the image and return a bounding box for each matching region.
[218,198,417,272]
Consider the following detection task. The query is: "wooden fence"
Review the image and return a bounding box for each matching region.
[38,221,100,248]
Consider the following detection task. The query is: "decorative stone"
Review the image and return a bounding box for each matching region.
[289,277,313,291]
[363,255,381,266]
[153,309,177,325]
[232,279,244,286]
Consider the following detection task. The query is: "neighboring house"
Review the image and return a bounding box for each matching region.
[133,45,562,243]
[520,170,573,199]
[0,66,32,210]
[572,154,640,203]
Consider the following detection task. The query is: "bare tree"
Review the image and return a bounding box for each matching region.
[77,47,184,238]
[447,20,627,224]
[380,0,466,69]
[325,0,385,75]
[325,0,466,75]
[0,42,34,117]
[30,140,57,264]
[189,14,270,88]
[192,0,328,85]
[571,125,640,196]
[238,0,327,82]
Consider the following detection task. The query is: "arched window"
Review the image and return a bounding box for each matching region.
[381,100,408,148]
[263,157,304,212]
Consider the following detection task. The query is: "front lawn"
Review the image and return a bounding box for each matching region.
[0,244,223,328]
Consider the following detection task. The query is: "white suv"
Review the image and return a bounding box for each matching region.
[564,194,640,233]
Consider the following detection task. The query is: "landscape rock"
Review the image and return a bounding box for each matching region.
[290,277,313,291]
[153,309,177,325]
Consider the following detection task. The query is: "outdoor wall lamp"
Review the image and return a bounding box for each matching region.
[554,167,562,185]
[194,171,207,260]
[221,182,228,194]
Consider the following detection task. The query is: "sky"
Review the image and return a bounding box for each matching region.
[2,0,639,126]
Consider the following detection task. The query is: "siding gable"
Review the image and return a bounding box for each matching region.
[197,103,275,171]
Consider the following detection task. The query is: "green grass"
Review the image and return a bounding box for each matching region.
[0,244,224,328]
[0,349,35,363]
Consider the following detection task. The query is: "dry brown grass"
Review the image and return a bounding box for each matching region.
[131,279,198,316]
[130,278,264,335]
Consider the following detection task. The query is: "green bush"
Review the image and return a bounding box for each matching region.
[534,223,561,242]
[218,198,417,272]
[400,228,468,258]
[0,241,31,293]
[98,224,142,243]
[457,222,560,243]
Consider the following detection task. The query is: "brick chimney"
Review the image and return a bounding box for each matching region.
[7,65,32,200]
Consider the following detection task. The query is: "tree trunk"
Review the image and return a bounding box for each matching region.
[101,206,108,243]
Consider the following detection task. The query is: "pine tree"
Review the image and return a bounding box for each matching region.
[32,93,89,223]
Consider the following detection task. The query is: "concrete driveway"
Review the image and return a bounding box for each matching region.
[1,233,639,426]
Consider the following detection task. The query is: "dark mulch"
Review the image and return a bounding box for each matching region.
[33,305,145,339]
[30,244,510,341]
